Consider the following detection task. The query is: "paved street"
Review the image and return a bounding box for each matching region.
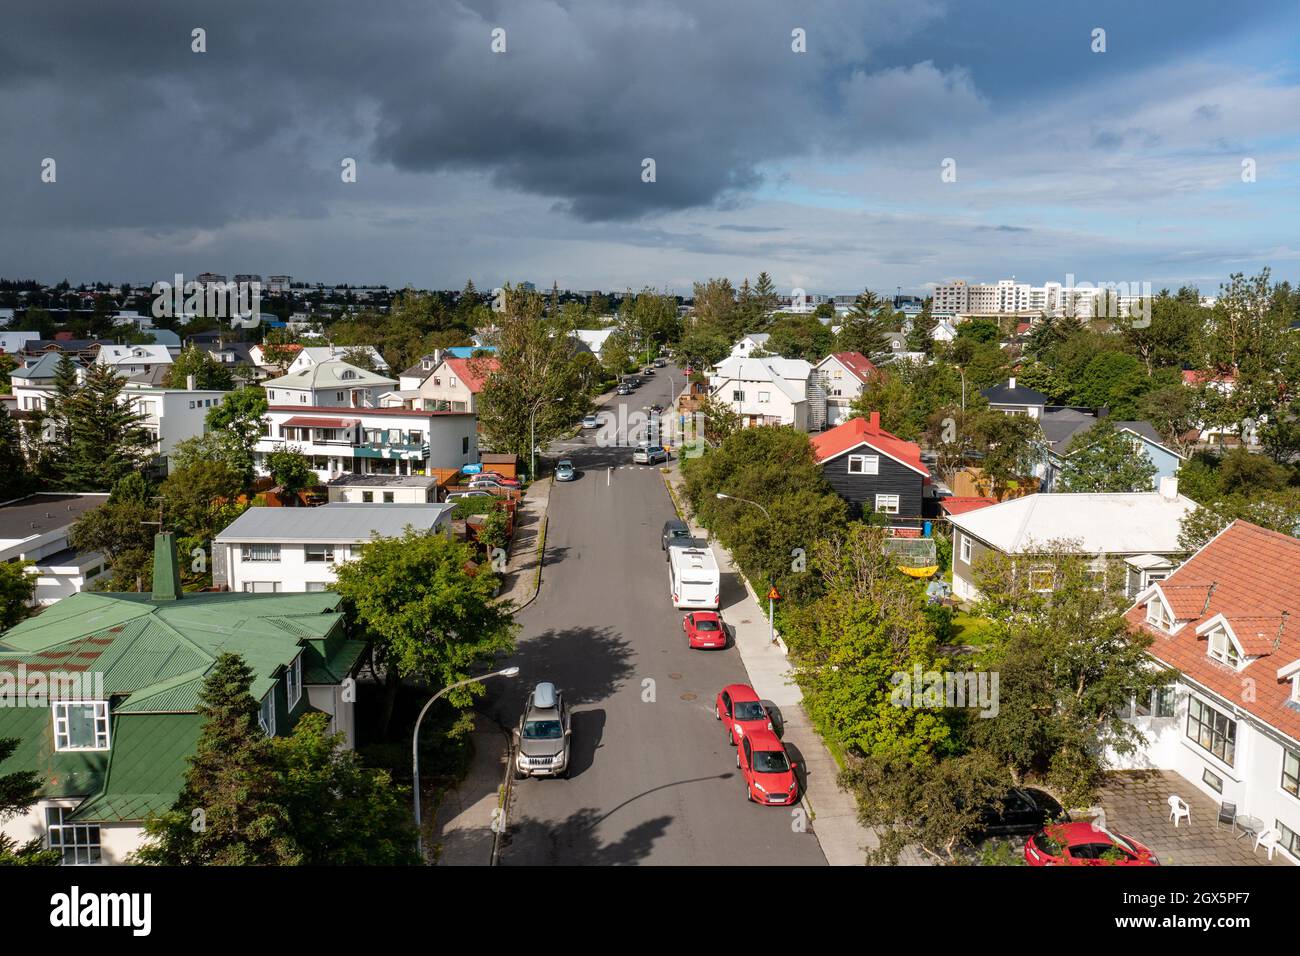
[483,366,828,865]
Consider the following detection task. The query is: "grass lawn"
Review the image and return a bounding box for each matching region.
[950,610,999,647]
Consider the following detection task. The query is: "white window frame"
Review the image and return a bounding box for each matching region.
[874,494,900,515]
[1282,748,1300,799]
[52,701,111,752]
[758,391,771,404]
[847,454,879,475]
[1145,598,1169,631]
[286,655,303,711]
[46,806,102,865]
[303,543,336,563]
[1207,627,1241,669]
[959,534,972,563]
[240,543,281,562]
[258,690,276,736]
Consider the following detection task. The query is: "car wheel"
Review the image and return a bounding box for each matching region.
[514,767,526,781]
[728,728,734,745]
[744,781,753,803]
[735,751,740,769]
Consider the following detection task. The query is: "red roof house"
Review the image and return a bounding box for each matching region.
[810,412,929,521]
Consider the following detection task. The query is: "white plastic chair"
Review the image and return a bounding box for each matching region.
[1255,827,1281,861]
[1168,795,1190,827]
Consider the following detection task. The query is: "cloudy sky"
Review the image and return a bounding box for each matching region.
[2,0,1299,296]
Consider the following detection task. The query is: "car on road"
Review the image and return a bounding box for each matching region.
[973,787,1069,840]
[736,728,799,806]
[555,459,577,481]
[716,683,772,745]
[514,682,571,779]
[1024,822,1159,866]
[661,518,691,551]
[624,377,641,388]
[648,403,664,415]
[616,384,633,396]
[633,444,669,465]
[581,414,599,429]
[683,610,725,649]
[654,358,666,368]
[642,367,655,376]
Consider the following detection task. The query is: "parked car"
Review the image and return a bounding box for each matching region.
[625,377,641,388]
[642,367,655,376]
[581,414,599,429]
[973,788,1069,839]
[555,459,577,482]
[715,683,772,745]
[654,358,666,368]
[445,490,495,502]
[736,728,799,806]
[513,682,571,779]
[683,610,725,649]
[616,384,633,396]
[467,477,515,492]
[633,444,669,465]
[661,518,691,551]
[473,472,521,487]
[1024,823,1159,866]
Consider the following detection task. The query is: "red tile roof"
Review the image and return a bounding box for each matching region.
[810,412,929,477]
[1126,520,1300,741]
[1182,368,1236,386]
[827,352,878,384]
[940,496,998,517]
[442,357,500,393]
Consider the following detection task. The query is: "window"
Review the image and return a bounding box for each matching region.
[874,494,900,515]
[1202,768,1224,793]
[758,391,771,403]
[1278,821,1300,858]
[462,436,470,454]
[1283,749,1300,799]
[732,390,745,402]
[46,807,101,865]
[1027,568,1054,592]
[304,543,335,563]
[52,701,110,751]
[336,391,344,401]
[362,491,373,502]
[959,534,972,563]
[286,655,302,710]
[241,544,280,562]
[305,581,329,592]
[258,691,276,735]
[1207,627,1240,668]
[1145,599,1169,631]
[242,581,279,593]
[383,492,395,503]
[846,454,879,475]
[1187,697,1236,766]
[267,390,275,400]
[1154,685,1176,718]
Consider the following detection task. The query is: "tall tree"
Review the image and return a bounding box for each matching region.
[331,528,518,736]
[164,345,236,390]
[266,444,315,504]
[0,562,35,629]
[0,737,60,865]
[1058,421,1158,492]
[834,289,892,363]
[205,386,268,482]
[61,364,151,491]
[0,410,31,501]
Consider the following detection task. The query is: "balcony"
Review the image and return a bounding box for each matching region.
[353,442,430,461]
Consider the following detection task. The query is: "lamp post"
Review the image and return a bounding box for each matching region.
[715,493,777,644]
[412,665,520,860]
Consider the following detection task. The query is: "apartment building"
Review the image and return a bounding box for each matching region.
[261,359,396,408]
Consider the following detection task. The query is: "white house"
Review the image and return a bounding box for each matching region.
[709,355,815,430]
[95,344,173,380]
[1116,520,1300,864]
[325,474,442,504]
[213,503,454,593]
[383,355,499,414]
[729,333,771,359]
[572,328,616,360]
[286,344,390,374]
[261,359,397,409]
[0,493,110,605]
[946,482,1197,602]
[813,352,878,426]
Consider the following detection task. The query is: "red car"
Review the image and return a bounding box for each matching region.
[1024,822,1160,866]
[683,611,725,649]
[715,683,771,745]
[736,727,799,806]
[471,472,521,488]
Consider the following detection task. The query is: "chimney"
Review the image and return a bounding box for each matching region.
[1008,377,1016,390]
[151,532,182,601]
[1158,476,1178,500]
[186,373,196,391]
[868,411,880,433]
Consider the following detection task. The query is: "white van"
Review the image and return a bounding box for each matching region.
[669,544,720,609]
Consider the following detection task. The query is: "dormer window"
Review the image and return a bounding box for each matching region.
[1145,598,1169,631]
[53,701,110,751]
[341,369,356,380]
[1207,627,1240,668]
[258,691,276,736]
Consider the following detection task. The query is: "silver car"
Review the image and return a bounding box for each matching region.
[514,682,571,779]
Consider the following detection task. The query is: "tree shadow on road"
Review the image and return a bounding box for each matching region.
[500,807,672,866]
[484,625,638,722]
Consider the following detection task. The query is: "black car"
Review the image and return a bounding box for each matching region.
[973,787,1069,839]
[661,518,691,552]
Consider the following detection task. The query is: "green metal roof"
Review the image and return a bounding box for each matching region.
[0,586,354,821]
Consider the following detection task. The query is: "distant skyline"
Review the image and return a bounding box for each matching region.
[3,1,1300,295]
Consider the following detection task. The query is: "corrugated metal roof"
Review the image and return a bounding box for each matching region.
[214,502,452,543]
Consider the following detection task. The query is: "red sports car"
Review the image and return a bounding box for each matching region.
[715,683,771,745]
[1024,822,1160,866]
[683,611,725,649]
[736,727,799,806]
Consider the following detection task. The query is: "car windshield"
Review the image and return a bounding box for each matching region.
[523,719,563,740]
[695,620,720,631]
[752,750,789,773]
[733,700,765,721]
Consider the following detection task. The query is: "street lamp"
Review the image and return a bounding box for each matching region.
[412,665,520,860]
[714,493,777,643]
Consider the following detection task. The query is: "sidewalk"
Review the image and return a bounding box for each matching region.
[495,476,552,610]
[428,715,509,865]
[665,462,905,866]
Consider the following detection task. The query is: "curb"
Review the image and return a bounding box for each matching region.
[510,476,553,613]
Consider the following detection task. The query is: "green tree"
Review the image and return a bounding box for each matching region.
[164,345,236,390]
[205,387,269,483]
[834,289,892,363]
[765,312,834,362]
[1059,422,1159,493]
[752,271,779,314]
[266,444,315,504]
[1178,489,1300,551]
[0,737,60,865]
[61,364,151,491]
[0,562,35,629]
[135,654,300,865]
[905,303,937,354]
[0,410,31,500]
[70,475,156,591]
[331,528,518,736]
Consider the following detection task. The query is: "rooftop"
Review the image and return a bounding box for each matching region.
[325,473,441,489]
[0,492,108,544]
[215,502,453,543]
[810,412,929,477]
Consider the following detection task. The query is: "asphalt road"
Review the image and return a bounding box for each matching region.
[484,365,828,865]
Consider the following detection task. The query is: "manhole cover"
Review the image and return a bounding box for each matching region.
[669,672,682,680]
[680,692,697,701]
